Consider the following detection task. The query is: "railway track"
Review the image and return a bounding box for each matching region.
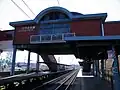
[32,69,79,90]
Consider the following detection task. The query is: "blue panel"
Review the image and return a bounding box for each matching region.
[40,29,53,34]
[40,28,70,34]
[65,36,120,41]
[39,23,70,34]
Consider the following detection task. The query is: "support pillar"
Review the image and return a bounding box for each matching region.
[104,59,107,76]
[27,51,31,73]
[36,54,39,73]
[93,60,96,76]
[96,60,100,76]
[101,59,104,78]
[98,60,100,76]
[93,60,99,76]
[95,60,98,76]
[10,46,17,76]
[111,46,120,90]
[96,60,99,76]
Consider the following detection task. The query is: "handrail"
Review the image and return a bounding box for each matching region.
[30,33,75,43]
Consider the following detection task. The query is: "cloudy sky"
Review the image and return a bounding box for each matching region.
[0,0,120,30]
[0,0,120,64]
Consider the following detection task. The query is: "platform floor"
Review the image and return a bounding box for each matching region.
[70,69,112,90]
[71,77,112,90]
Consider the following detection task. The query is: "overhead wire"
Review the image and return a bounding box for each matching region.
[21,0,35,16]
[57,0,60,6]
[11,0,31,19]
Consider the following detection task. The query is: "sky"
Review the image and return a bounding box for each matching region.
[0,0,120,65]
[0,50,79,65]
[0,0,120,30]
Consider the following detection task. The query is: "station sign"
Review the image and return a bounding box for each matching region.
[18,26,36,32]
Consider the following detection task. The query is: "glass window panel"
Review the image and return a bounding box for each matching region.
[52,34,62,40]
[31,36,40,42]
[41,35,51,41]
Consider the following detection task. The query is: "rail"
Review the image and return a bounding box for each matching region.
[30,33,75,43]
[0,70,73,90]
[32,69,79,90]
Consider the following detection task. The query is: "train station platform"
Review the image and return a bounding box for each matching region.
[71,69,112,90]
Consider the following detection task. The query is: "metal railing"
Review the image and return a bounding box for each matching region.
[30,33,75,43]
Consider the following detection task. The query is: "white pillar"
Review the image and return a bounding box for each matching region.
[101,24,104,36]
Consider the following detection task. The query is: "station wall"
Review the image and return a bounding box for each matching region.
[0,30,13,41]
[14,25,37,44]
[104,22,120,35]
[13,20,120,44]
[71,19,102,36]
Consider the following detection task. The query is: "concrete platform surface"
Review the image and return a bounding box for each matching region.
[71,77,112,90]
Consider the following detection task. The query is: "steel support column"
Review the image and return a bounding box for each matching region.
[95,60,99,76]
[104,59,107,77]
[95,60,98,76]
[101,59,104,78]
[104,60,106,71]
[10,46,17,76]
[98,60,101,77]
[93,60,96,76]
[36,54,39,73]
[27,51,31,73]
[98,60,100,75]
[111,46,120,90]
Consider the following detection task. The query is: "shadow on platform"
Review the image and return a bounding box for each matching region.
[71,77,112,90]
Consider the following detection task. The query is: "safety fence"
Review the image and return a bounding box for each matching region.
[30,33,75,43]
